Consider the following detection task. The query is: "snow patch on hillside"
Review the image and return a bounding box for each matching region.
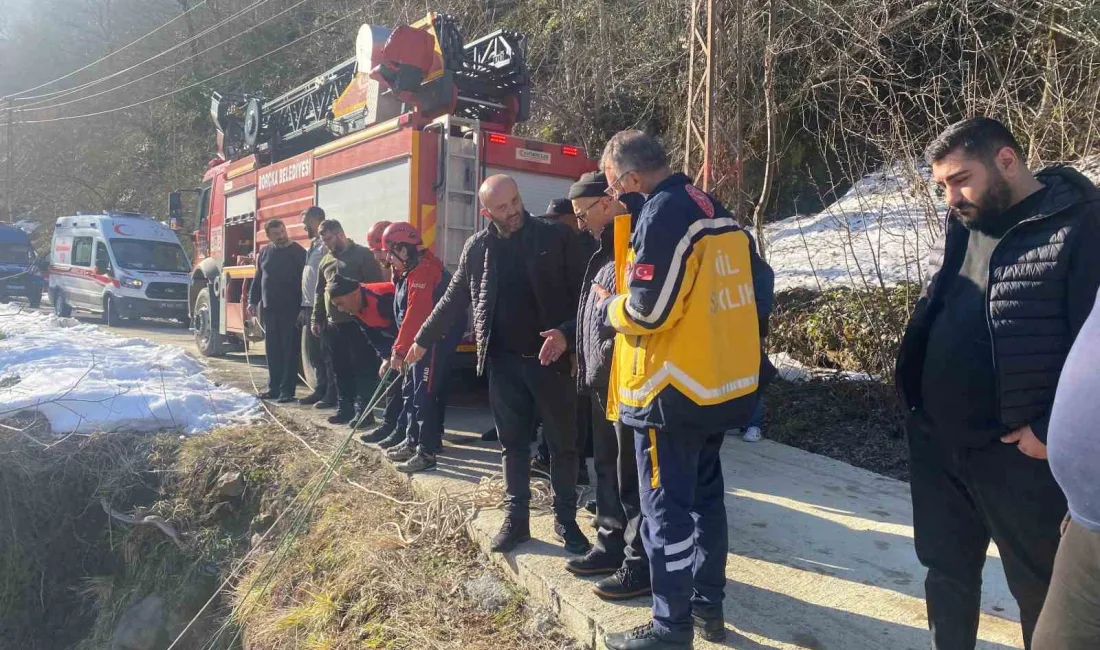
[764,165,944,293]
[765,157,1100,294]
[0,305,259,435]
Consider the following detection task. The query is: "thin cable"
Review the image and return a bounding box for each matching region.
[18,0,277,110]
[19,0,314,114]
[3,1,210,102]
[18,8,363,125]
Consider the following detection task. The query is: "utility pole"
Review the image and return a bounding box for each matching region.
[683,0,715,191]
[734,0,745,224]
[5,99,13,223]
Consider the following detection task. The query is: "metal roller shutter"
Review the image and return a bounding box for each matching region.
[486,167,575,217]
[316,158,411,243]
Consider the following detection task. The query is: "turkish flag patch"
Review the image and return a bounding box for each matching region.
[632,263,656,281]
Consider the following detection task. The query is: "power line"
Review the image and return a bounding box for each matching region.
[20,0,314,114]
[3,1,210,102]
[17,8,364,125]
[18,0,277,110]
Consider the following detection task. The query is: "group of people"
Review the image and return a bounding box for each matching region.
[248,118,1100,650]
[249,207,460,474]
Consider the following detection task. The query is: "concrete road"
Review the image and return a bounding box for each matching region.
[77,316,1026,649]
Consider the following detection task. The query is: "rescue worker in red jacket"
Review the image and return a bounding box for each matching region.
[380,222,464,473]
[328,276,408,444]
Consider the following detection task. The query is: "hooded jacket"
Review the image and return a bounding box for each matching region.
[896,165,1100,444]
[600,173,774,433]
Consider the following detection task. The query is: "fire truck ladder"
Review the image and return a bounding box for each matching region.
[433,114,484,271]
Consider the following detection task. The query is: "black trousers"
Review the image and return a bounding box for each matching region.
[1033,518,1100,650]
[323,320,380,414]
[488,353,578,522]
[303,318,332,399]
[264,308,300,397]
[907,411,1066,649]
[591,392,647,570]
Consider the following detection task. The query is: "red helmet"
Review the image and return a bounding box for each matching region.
[382,222,423,249]
[367,221,392,252]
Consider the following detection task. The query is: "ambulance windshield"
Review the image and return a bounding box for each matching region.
[110,240,189,272]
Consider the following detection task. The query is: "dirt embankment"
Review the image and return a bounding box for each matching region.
[0,424,574,650]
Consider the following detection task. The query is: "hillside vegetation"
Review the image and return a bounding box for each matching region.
[1,0,1099,236]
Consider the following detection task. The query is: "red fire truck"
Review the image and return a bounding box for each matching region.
[174,13,596,380]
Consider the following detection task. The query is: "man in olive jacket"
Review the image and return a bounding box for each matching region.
[409,174,590,557]
[311,219,385,425]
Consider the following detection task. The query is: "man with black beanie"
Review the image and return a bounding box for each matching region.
[565,171,652,601]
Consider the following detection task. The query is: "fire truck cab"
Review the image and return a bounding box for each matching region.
[179,13,596,376]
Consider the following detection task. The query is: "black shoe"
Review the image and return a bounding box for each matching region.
[375,430,407,450]
[604,622,692,650]
[565,549,623,576]
[349,411,376,430]
[594,565,652,601]
[276,394,296,404]
[327,411,354,425]
[553,520,591,555]
[258,390,277,400]
[481,428,498,442]
[584,499,597,515]
[490,517,531,553]
[358,423,395,445]
[298,391,324,406]
[313,399,337,410]
[691,614,726,642]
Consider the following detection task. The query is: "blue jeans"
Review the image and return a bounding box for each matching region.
[747,393,765,429]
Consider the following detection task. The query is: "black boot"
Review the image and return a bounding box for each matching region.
[358,423,395,445]
[481,428,498,442]
[553,520,591,555]
[327,410,354,425]
[691,614,726,642]
[594,564,652,601]
[604,622,692,650]
[565,548,623,576]
[490,517,531,553]
[298,391,325,406]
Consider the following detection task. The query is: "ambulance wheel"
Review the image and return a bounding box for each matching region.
[194,288,225,357]
[52,289,72,317]
[103,295,121,327]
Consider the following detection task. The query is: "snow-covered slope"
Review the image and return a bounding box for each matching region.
[764,165,944,293]
[0,306,259,435]
[764,157,1100,293]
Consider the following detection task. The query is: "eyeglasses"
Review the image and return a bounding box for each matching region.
[605,170,637,198]
[574,197,605,223]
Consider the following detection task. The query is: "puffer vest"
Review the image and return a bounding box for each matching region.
[896,166,1100,433]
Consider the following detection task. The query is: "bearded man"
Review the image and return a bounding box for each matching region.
[896,116,1100,650]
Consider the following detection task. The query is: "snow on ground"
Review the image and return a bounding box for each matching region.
[0,304,259,435]
[765,164,945,293]
[765,157,1100,294]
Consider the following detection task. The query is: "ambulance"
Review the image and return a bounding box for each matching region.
[49,213,191,325]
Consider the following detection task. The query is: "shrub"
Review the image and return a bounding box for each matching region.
[769,283,921,379]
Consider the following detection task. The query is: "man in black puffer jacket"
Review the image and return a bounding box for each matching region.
[411,174,589,556]
[563,172,652,600]
[896,117,1100,650]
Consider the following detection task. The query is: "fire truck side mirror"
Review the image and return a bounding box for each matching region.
[169,191,184,231]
